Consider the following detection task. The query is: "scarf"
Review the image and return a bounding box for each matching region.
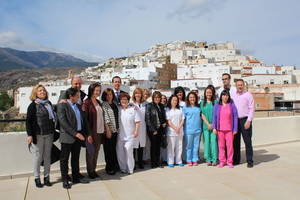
[36,98,56,121]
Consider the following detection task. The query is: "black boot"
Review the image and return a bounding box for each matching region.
[35,178,43,188]
[44,176,52,187]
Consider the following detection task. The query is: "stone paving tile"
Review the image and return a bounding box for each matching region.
[0,177,27,200]
[1,142,299,200]
[25,173,69,200]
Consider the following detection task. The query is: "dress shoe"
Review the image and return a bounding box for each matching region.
[138,163,144,169]
[62,181,71,189]
[233,162,240,166]
[247,163,254,168]
[73,179,89,184]
[44,176,52,187]
[34,178,43,188]
[106,170,116,175]
[78,173,85,179]
[88,173,96,179]
[93,172,100,178]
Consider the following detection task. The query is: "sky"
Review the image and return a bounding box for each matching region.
[0,0,299,66]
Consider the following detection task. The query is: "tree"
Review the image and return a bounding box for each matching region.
[0,92,13,111]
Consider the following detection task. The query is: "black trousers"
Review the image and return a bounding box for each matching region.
[103,132,119,172]
[134,146,144,165]
[60,139,81,181]
[148,128,162,166]
[233,117,254,164]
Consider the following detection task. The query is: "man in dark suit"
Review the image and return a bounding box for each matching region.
[57,88,92,189]
[57,76,87,180]
[58,76,87,105]
[112,76,125,105]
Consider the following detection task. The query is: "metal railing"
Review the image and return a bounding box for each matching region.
[1,108,300,132]
[255,108,300,117]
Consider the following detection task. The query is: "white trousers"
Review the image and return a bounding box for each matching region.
[167,135,183,165]
[117,139,135,174]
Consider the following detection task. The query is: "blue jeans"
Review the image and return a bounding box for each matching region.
[184,134,201,162]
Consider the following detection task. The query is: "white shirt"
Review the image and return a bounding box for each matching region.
[113,89,121,98]
[166,108,185,136]
[95,104,105,134]
[217,86,237,98]
[119,106,141,141]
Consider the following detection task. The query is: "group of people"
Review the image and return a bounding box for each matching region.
[26,73,255,189]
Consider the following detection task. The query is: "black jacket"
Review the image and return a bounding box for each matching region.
[145,102,167,134]
[26,101,55,144]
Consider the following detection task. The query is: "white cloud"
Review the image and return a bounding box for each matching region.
[0,31,53,51]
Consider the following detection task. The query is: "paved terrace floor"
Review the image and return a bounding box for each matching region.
[1,141,300,200]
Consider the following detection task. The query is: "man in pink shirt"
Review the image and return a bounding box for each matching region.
[231,79,255,168]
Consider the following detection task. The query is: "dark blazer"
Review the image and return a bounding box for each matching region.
[82,98,105,139]
[26,101,55,144]
[145,102,167,134]
[58,89,86,104]
[57,102,91,144]
[113,89,125,105]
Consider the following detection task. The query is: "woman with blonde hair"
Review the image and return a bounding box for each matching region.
[132,88,147,169]
[26,84,56,188]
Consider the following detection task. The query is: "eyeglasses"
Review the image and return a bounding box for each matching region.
[222,78,229,81]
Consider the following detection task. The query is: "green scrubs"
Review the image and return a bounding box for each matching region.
[200,100,218,163]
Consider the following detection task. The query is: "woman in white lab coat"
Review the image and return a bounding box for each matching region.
[132,88,147,169]
[117,92,141,174]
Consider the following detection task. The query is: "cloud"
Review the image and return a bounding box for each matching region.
[168,0,228,19]
[0,31,52,51]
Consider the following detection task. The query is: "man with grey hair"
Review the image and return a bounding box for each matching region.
[58,76,87,105]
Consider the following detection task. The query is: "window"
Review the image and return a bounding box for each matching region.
[51,93,57,96]
[270,79,274,84]
[256,104,260,107]
[284,80,289,84]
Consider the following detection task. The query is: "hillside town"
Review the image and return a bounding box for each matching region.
[14,40,300,114]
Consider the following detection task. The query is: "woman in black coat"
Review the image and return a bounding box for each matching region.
[26,84,56,188]
[145,91,167,168]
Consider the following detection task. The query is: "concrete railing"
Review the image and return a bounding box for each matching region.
[1,115,300,178]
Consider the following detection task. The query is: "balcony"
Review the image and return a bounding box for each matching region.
[0,115,299,199]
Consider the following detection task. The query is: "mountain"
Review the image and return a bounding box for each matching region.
[0,47,97,71]
[0,67,85,91]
